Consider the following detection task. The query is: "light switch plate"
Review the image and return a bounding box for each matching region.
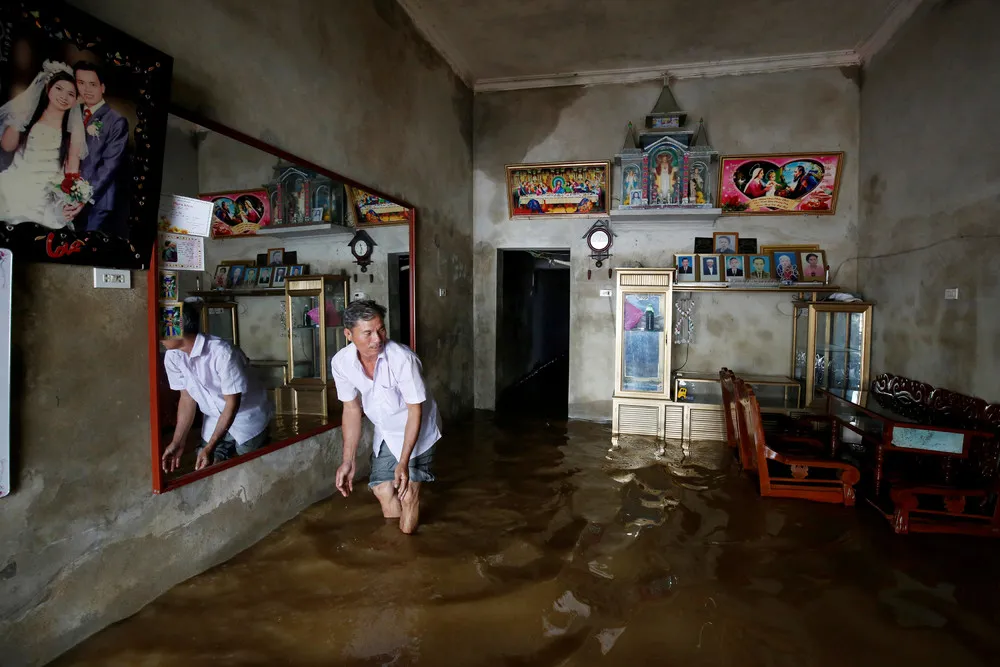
[945,288,959,300]
[93,268,131,289]
[438,288,447,297]
[600,289,613,297]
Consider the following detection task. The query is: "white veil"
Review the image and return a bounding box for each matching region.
[0,59,88,161]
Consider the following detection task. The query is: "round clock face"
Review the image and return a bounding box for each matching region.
[353,239,369,257]
[588,228,611,252]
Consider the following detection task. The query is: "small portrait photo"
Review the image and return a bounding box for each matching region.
[272,265,288,289]
[748,255,772,279]
[226,264,245,289]
[243,266,259,287]
[674,254,696,282]
[311,207,324,222]
[257,266,273,287]
[159,302,183,340]
[724,255,746,281]
[289,264,304,277]
[772,252,800,283]
[267,247,284,266]
[799,250,827,282]
[159,270,178,301]
[699,254,721,282]
[713,232,739,255]
[161,239,179,264]
[213,265,230,289]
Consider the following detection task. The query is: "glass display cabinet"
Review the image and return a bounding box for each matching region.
[792,301,873,407]
[201,302,239,347]
[282,274,350,417]
[674,372,802,410]
[612,268,674,438]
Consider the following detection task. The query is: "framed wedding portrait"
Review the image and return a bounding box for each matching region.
[0,1,173,269]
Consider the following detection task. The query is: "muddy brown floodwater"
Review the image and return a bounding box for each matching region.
[57,413,1000,666]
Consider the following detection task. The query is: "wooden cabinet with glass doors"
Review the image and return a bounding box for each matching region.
[278,274,350,418]
[791,300,873,407]
[612,268,675,438]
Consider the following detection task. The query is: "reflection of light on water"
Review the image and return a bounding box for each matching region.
[595,627,626,655]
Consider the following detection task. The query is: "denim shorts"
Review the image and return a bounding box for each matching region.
[369,441,436,489]
[198,429,269,465]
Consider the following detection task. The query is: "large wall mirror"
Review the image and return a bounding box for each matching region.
[148,106,416,492]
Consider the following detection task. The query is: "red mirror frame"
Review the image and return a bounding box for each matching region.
[148,105,417,493]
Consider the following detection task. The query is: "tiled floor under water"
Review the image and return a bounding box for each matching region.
[58,413,1000,666]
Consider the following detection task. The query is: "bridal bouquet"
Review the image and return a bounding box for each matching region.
[47,172,94,207]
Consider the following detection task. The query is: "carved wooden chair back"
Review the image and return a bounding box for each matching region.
[719,368,740,451]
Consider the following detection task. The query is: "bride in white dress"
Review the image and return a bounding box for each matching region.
[0,61,88,229]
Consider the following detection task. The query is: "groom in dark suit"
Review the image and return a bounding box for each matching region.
[70,62,130,236]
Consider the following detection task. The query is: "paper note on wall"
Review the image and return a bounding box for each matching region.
[158,232,205,272]
[0,249,11,498]
[157,194,213,237]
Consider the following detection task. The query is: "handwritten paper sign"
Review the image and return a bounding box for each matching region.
[0,249,11,499]
[157,194,213,238]
[158,232,205,272]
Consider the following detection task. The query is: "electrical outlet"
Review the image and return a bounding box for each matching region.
[599,289,613,297]
[93,268,131,289]
[352,291,366,301]
[438,288,447,297]
[944,288,959,300]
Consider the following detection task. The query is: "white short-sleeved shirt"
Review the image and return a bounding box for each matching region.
[330,340,441,460]
[164,334,272,444]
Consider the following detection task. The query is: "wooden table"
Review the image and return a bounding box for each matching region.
[819,387,994,495]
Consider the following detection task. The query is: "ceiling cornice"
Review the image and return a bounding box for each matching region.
[856,0,929,64]
[474,51,861,93]
[398,0,928,93]
[396,0,474,87]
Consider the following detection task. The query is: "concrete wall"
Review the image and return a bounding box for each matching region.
[473,70,860,418]
[0,1,472,664]
[858,0,1000,402]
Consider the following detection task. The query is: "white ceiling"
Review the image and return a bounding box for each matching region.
[398,0,924,90]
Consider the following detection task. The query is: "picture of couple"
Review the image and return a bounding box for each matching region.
[0,59,129,235]
[0,2,172,269]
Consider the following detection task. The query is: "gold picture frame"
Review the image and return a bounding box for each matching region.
[759,244,820,255]
[505,160,611,219]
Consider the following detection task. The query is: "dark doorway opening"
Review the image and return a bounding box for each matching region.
[388,253,411,347]
[495,249,571,419]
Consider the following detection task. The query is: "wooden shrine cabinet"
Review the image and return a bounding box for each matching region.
[612,268,675,438]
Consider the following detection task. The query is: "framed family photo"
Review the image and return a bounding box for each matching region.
[747,255,771,279]
[257,266,273,288]
[0,2,173,269]
[713,232,738,255]
[772,251,800,282]
[799,250,827,282]
[674,253,696,282]
[698,254,721,282]
[723,255,745,281]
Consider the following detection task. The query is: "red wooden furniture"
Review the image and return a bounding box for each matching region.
[845,373,1000,536]
[734,378,860,505]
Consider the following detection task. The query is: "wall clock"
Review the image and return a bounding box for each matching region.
[582,219,616,278]
[348,229,377,274]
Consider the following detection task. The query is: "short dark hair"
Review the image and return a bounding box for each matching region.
[73,60,105,85]
[182,302,201,335]
[343,299,386,330]
[806,253,818,261]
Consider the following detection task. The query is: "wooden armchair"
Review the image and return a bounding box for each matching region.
[736,378,860,506]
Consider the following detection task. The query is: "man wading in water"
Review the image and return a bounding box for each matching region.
[331,300,441,533]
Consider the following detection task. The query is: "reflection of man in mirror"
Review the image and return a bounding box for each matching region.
[331,300,441,535]
[161,302,272,472]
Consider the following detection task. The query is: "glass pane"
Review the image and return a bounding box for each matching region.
[814,311,830,394]
[752,383,800,410]
[793,307,807,380]
[816,311,863,396]
[676,378,721,404]
[622,292,664,393]
[847,312,864,389]
[290,294,321,379]
[324,281,348,367]
[207,306,235,346]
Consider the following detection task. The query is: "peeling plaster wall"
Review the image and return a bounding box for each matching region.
[858,0,1000,401]
[1,1,472,664]
[474,71,860,418]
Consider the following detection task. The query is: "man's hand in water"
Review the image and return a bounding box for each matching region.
[335,460,355,497]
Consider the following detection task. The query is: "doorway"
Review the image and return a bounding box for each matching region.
[388,253,411,347]
[495,249,571,419]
